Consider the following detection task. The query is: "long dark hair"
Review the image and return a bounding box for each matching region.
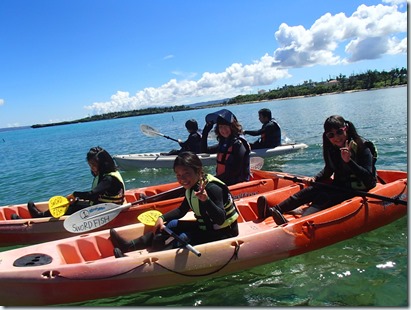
[86,146,117,174]
[322,115,365,158]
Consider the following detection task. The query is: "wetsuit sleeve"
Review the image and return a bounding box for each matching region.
[314,165,334,182]
[201,123,219,153]
[244,126,263,136]
[161,198,191,222]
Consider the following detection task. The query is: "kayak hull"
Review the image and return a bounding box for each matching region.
[0,170,406,306]
[0,171,293,246]
[113,143,308,170]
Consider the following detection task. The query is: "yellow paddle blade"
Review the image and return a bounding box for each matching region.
[137,210,162,226]
[48,196,70,218]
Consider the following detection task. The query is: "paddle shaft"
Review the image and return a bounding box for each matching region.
[277,174,407,206]
[161,134,179,143]
[162,226,201,257]
[86,186,185,220]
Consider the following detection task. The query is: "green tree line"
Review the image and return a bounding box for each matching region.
[227,67,407,104]
[32,67,407,128]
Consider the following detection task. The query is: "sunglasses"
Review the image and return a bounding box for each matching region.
[325,127,346,139]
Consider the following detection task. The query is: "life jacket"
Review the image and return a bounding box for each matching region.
[260,119,280,145]
[91,171,125,205]
[216,136,251,178]
[327,138,377,190]
[185,174,239,231]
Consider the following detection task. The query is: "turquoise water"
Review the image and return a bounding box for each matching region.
[0,86,408,306]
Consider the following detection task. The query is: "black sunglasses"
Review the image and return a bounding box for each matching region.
[325,127,346,139]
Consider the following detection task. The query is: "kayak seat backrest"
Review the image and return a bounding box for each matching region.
[125,193,137,203]
[57,236,113,264]
[234,202,256,223]
[1,206,31,220]
[57,243,85,264]
[143,190,158,196]
[253,184,305,221]
[234,184,306,223]
[265,183,305,203]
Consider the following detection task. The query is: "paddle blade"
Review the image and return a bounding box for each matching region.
[63,203,123,233]
[137,210,162,226]
[250,157,264,170]
[48,196,70,218]
[140,124,162,137]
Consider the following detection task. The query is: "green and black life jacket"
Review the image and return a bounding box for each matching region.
[185,174,239,231]
[91,171,125,205]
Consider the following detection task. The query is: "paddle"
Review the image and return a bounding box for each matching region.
[63,186,185,233]
[275,173,407,206]
[250,156,264,170]
[48,196,70,218]
[140,124,180,143]
[64,157,266,233]
[137,210,201,257]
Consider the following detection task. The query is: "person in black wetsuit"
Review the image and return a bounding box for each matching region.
[166,119,202,155]
[201,109,251,186]
[110,151,239,257]
[244,108,281,149]
[27,146,125,218]
[258,115,377,224]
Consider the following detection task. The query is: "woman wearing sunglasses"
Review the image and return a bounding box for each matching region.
[258,115,378,224]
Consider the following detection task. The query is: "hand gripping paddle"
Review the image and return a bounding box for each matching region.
[48,196,70,218]
[137,210,201,257]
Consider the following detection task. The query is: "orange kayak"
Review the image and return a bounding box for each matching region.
[0,170,406,306]
[0,170,294,246]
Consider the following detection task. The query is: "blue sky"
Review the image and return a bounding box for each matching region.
[0,0,407,127]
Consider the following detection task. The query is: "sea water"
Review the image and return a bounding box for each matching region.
[0,86,407,306]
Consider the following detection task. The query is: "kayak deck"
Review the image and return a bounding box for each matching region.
[113,143,308,170]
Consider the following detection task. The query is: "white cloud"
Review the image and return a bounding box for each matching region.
[0,99,4,106]
[85,2,406,115]
[163,54,174,60]
[85,54,290,114]
[272,3,407,67]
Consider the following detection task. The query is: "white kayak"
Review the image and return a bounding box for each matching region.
[113,143,308,170]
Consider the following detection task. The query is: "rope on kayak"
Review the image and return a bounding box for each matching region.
[57,261,147,280]
[154,242,241,277]
[281,200,366,239]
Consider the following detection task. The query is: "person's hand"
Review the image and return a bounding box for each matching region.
[66,194,76,204]
[154,216,164,234]
[195,178,209,202]
[302,177,315,185]
[340,140,351,163]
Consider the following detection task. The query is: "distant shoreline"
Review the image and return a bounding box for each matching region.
[0,84,406,132]
[30,85,406,130]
